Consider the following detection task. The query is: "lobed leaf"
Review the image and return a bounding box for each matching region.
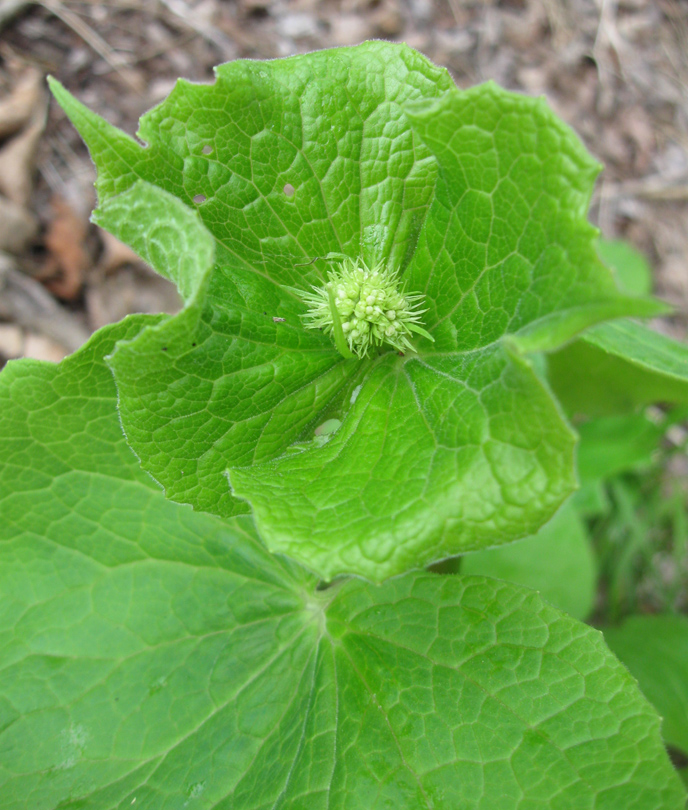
[50,42,669,579]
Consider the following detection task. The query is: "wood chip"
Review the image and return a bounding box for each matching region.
[39,194,90,300]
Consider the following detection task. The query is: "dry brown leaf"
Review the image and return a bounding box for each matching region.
[0,251,90,352]
[0,0,30,29]
[0,66,44,139]
[86,265,181,332]
[39,194,90,300]
[618,105,655,174]
[0,100,46,206]
[370,0,404,37]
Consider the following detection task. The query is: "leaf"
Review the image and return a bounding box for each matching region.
[573,479,612,518]
[403,86,665,355]
[94,180,356,518]
[568,412,664,519]
[548,319,688,416]
[548,241,687,417]
[51,44,669,580]
[460,501,597,620]
[232,347,579,580]
[604,615,688,758]
[0,339,683,807]
[597,238,652,297]
[576,412,666,483]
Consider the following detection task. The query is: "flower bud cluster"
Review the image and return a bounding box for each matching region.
[298,257,428,358]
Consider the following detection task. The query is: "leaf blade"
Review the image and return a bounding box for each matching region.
[548,319,688,416]
[460,501,597,620]
[50,45,684,580]
[230,346,577,581]
[404,84,666,353]
[604,615,688,758]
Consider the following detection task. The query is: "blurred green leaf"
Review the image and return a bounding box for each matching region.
[597,238,652,297]
[604,614,688,757]
[576,412,665,482]
[548,319,688,417]
[460,501,597,620]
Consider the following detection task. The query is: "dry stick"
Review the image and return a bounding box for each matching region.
[126,30,196,69]
[38,0,141,92]
[446,0,462,27]
[0,252,90,353]
[0,0,30,29]
[595,176,688,202]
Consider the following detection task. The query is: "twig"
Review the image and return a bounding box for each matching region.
[597,176,688,201]
[0,0,30,30]
[38,0,141,92]
[446,0,462,27]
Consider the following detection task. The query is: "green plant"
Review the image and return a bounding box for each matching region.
[2,42,688,807]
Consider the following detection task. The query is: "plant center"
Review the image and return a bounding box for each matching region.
[297,257,432,358]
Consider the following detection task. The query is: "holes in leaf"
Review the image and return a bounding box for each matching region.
[283,183,295,198]
[193,194,206,204]
[202,145,212,155]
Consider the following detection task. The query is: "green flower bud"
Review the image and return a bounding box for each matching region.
[295,257,431,358]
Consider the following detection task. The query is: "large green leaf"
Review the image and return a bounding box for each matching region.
[460,501,597,620]
[576,412,666,483]
[0,337,683,807]
[604,615,688,759]
[93,180,355,518]
[50,42,666,580]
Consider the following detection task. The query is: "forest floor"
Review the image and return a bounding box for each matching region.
[1,0,687,364]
